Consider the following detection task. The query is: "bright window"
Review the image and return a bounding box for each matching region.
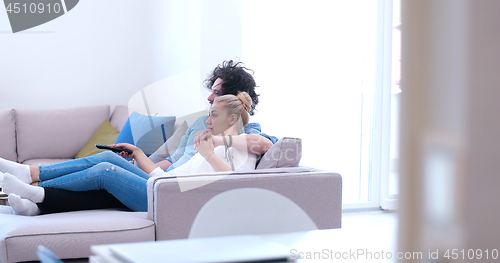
[241,0,392,208]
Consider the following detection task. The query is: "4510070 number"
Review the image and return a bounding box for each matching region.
[6,2,62,14]
[444,249,498,260]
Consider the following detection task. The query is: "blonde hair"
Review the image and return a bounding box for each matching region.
[214,92,252,132]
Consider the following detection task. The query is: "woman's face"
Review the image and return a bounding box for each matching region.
[206,101,233,135]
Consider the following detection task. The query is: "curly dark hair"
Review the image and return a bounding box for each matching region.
[204,60,259,116]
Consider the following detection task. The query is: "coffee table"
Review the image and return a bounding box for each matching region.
[90,228,397,263]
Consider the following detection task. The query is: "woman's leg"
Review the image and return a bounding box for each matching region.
[38,162,148,212]
[39,151,150,181]
[0,158,31,183]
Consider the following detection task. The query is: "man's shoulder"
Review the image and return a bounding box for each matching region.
[244,123,279,144]
[189,115,209,129]
[244,122,262,133]
[194,115,209,123]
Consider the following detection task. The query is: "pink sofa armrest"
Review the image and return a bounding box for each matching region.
[147,167,342,240]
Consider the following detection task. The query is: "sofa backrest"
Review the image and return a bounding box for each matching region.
[109,105,129,132]
[0,109,17,162]
[15,105,111,163]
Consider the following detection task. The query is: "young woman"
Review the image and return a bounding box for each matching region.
[1,92,257,215]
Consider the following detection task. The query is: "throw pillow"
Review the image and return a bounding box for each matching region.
[114,117,134,145]
[149,120,189,163]
[75,120,120,159]
[256,137,302,169]
[115,111,176,155]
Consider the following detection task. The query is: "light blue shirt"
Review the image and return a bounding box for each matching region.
[165,116,277,171]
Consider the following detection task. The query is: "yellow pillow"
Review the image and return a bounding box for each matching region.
[75,120,120,159]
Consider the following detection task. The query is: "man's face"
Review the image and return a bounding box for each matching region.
[207,78,224,104]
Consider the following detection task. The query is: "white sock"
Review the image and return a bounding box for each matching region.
[0,205,14,214]
[2,173,44,203]
[8,194,40,216]
[0,158,31,184]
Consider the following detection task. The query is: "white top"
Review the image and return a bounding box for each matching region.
[149,145,257,178]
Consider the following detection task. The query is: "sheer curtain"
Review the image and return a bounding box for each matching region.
[241,0,385,206]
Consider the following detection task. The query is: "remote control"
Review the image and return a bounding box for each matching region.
[95,144,133,155]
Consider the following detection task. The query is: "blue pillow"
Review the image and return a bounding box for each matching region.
[115,112,176,156]
[115,118,134,145]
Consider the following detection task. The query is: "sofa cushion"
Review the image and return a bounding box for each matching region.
[0,109,17,162]
[15,105,110,163]
[0,210,155,263]
[75,120,120,159]
[256,137,302,169]
[109,105,129,132]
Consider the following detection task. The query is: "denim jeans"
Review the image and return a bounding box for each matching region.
[37,151,150,211]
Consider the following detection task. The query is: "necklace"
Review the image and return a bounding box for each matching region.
[222,134,233,162]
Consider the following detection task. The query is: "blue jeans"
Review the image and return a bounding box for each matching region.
[37,151,150,211]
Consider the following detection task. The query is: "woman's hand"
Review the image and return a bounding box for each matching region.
[112,143,141,159]
[194,129,211,149]
[112,143,157,174]
[194,132,215,160]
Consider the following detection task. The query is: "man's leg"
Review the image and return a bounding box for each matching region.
[38,188,129,215]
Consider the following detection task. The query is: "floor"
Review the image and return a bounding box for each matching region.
[29,210,399,263]
[257,210,400,262]
[342,210,398,238]
[341,210,399,262]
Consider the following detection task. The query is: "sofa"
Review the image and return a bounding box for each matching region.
[0,105,342,263]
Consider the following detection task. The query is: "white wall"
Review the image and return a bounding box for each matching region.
[200,0,242,84]
[0,0,242,111]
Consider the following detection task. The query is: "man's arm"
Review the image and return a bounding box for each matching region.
[166,129,191,164]
[243,122,278,153]
[195,122,275,155]
[166,133,199,171]
[165,116,208,172]
[211,134,272,155]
